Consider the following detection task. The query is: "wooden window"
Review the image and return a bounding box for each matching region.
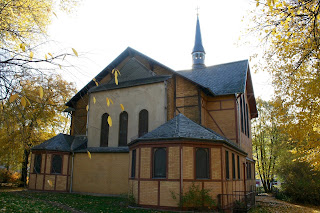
[246,104,250,137]
[153,148,166,178]
[196,148,209,179]
[33,154,42,174]
[232,153,236,179]
[225,151,229,179]
[138,109,148,137]
[237,155,240,179]
[100,113,109,147]
[240,96,244,133]
[51,155,62,174]
[118,111,128,146]
[131,149,136,178]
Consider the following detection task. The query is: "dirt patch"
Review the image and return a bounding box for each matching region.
[254,194,320,213]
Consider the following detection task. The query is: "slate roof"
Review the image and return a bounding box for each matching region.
[192,16,205,53]
[177,60,249,96]
[129,114,246,154]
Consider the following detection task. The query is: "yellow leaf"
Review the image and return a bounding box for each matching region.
[45,54,48,60]
[39,86,44,99]
[93,78,98,86]
[20,43,25,52]
[86,105,89,111]
[115,72,118,85]
[21,97,26,107]
[112,69,115,74]
[106,98,110,106]
[30,52,33,60]
[109,98,113,104]
[120,104,124,111]
[9,94,19,103]
[93,97,96,104]
[48,52,53,58]
[53,12,58,18]
[47,180,53,187]
[58,64,62,69]
[108,116,112,127]
[87,150,91,159]
[72,48,78,57]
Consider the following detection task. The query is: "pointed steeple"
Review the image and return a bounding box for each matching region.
[192,15,206,68]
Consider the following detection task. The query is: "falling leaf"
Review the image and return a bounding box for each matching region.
[106,98,110,106]
[112,69,115,74]
[30,52,33,60]
[9,94,19,103]
[87,150,92,159]
[115,72,118,85]
[93,78,98,86]
[20,43,25,52]
[45,54,48,60]
[108,116,112,127]
[53,11,58,18]
[47,180,53,187]
[21,97,26,107]
[72,48,78,57]
[39,86,44,99]
[109,98,113,104]
[120,104,124,111]
[58,64,62,69]
[48,52,53,58]
[86,105,89,111]
[93,97,96,104]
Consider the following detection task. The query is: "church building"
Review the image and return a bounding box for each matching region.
[28,16,257,210]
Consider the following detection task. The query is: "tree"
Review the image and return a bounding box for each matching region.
[0,74,76,185]
[251,0,320,170]
[252,98,284,192]
[0,0,79,101]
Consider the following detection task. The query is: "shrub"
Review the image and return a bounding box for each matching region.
[171,182,216,211]
[0,169,21,184]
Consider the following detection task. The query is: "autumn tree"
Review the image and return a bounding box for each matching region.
[0,74,76,185]
[251,0,320,170]
[252,98,284,192]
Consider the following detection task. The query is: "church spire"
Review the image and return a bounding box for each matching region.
[192,15,206,68]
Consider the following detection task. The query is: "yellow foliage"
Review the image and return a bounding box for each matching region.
[107,116,112,127]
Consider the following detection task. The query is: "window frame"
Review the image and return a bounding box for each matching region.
[195,148,210,179]
[33,154,42,174]
[226,150,230,180]
[138,109,148,137]
[118,111,128,147]
[51,154,63,175]
[152,147,167,179]
[100,113,110,147]
[237,155,240,179]
[232,153,236,180]
[131,149,136,178]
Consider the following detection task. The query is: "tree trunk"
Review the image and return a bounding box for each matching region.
[20,148,30,187]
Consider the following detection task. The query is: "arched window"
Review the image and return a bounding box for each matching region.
[118,111,128,146]
[138,109,148,137]
[100,113,109,147]
[153,148,166,178]
[51,155,62,174]
[196,148,209,179]
[33,154,42,174]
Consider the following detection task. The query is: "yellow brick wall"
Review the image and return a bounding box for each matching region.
[72,152,129,195]
[44,175,55,190]
[139,181,158,205]
[168,147,180,179]
[36,174,44,190]
[160,181,180,207]
[45,154,52,174]
[182,147,194,179]
[211,148,221,180]
[204,182,222,200]
[56,176,67,191]
[140,148,151,179]
[41,154,46,173]
[62,155,69,175]
[29,174,36,189]
[128,180,138,202]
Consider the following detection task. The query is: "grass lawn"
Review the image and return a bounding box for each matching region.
[0,190,165,213]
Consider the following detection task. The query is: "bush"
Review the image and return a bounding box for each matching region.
[0,169,21,184]
[171,182,216,211]
[277,161,320,205]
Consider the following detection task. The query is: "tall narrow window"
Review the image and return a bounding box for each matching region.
[34,154,42,174]
[243,98,247,136]
[225,151,229,179]
[119,111,128,146]
[100,113,109,147]
[240,96,244,133]
[246,162,249,179]
[196,148,209,179]
[138,109,148,137]
[246,104,250,137]
[51,155,62,174]
[248,162,252,179]
[237,155,240,179]
[232,153,236,179]
[153,148,166,178]
[131,150,136,178]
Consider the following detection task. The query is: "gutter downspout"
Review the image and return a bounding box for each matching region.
[180,146,183,205]
[69,152,74,193]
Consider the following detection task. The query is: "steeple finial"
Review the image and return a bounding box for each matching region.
[192,14,205,68]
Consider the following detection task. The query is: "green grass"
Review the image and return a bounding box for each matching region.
[0,191,165,213]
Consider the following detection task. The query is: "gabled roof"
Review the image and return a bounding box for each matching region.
[192,16,205,53]
[129,114,246,154]
[31,133,87,152]
[65,47,175,107]
[177,60,249,96]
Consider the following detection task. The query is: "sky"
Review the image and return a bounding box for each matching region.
[48,0,273,99]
